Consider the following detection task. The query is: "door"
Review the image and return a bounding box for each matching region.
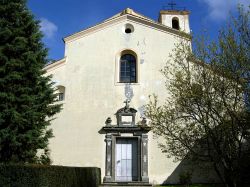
[116,138,138,181]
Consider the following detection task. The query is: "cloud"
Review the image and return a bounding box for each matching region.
[199,0,249,21]
[39,18,58,39]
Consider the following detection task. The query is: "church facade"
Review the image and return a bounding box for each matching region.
[44,8,216,185]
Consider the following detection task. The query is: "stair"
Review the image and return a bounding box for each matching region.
[99,182,152,187]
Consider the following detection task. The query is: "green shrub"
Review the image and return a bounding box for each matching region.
[0,164,101,187]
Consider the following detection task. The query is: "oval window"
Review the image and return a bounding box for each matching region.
[124,23,134,34]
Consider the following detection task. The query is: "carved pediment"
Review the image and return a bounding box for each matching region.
[115,107,137,115]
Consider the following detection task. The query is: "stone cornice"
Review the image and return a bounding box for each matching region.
[64,15,127,43]
[159,10,190,15]
[43,57,66,72]
[127,15,191,40]
[63,13,191,43]
[100,126,151,134]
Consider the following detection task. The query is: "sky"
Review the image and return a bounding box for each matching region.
[27,0,249,61]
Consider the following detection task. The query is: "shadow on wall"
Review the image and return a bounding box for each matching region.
[163,140,250,185]
[162,139,250,185]
[163,158,221,184]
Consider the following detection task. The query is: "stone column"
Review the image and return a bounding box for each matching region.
[141,134,149,182]
[104,134,112,182]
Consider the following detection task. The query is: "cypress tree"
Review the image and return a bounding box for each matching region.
[0,0,61,164]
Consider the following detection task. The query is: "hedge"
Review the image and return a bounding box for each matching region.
[0,164,101,187]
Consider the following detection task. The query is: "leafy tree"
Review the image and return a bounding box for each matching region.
[146,6,250,187]
[0,0,61,164]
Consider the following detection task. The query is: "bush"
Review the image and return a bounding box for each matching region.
[0,164,101,187]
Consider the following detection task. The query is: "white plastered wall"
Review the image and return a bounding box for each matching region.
[45,19,190,185]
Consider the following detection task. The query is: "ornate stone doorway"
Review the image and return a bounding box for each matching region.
[100,100,151,186]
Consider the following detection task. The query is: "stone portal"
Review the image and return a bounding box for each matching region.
[100,101,151,185]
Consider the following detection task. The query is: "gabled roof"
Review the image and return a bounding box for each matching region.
[105,8,155,23]
[64,8,191,43]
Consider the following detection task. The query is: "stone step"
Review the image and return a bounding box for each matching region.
[99,182,153,187]
[100,186,152,187]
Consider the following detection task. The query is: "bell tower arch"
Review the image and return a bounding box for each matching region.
[158,9,191,34]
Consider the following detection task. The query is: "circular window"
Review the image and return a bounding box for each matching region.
[125,28,132,33]
[124,23,134,34]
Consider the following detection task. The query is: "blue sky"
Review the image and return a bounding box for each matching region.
[28,0,248,61]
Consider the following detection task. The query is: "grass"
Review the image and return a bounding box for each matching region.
[155,184,224,187]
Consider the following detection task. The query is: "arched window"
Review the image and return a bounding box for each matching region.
[172,17,180,30]
[57,86,65,101]
[120,54,137,83]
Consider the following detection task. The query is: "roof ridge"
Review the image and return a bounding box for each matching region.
[105,8,155,23]
[63,8,191,43]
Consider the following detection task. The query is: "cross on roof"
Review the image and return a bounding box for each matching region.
[163,1,186,11]
[168,0,176,10]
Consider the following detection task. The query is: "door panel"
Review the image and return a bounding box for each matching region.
[116,138,138,181]
[116,143,121,177]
